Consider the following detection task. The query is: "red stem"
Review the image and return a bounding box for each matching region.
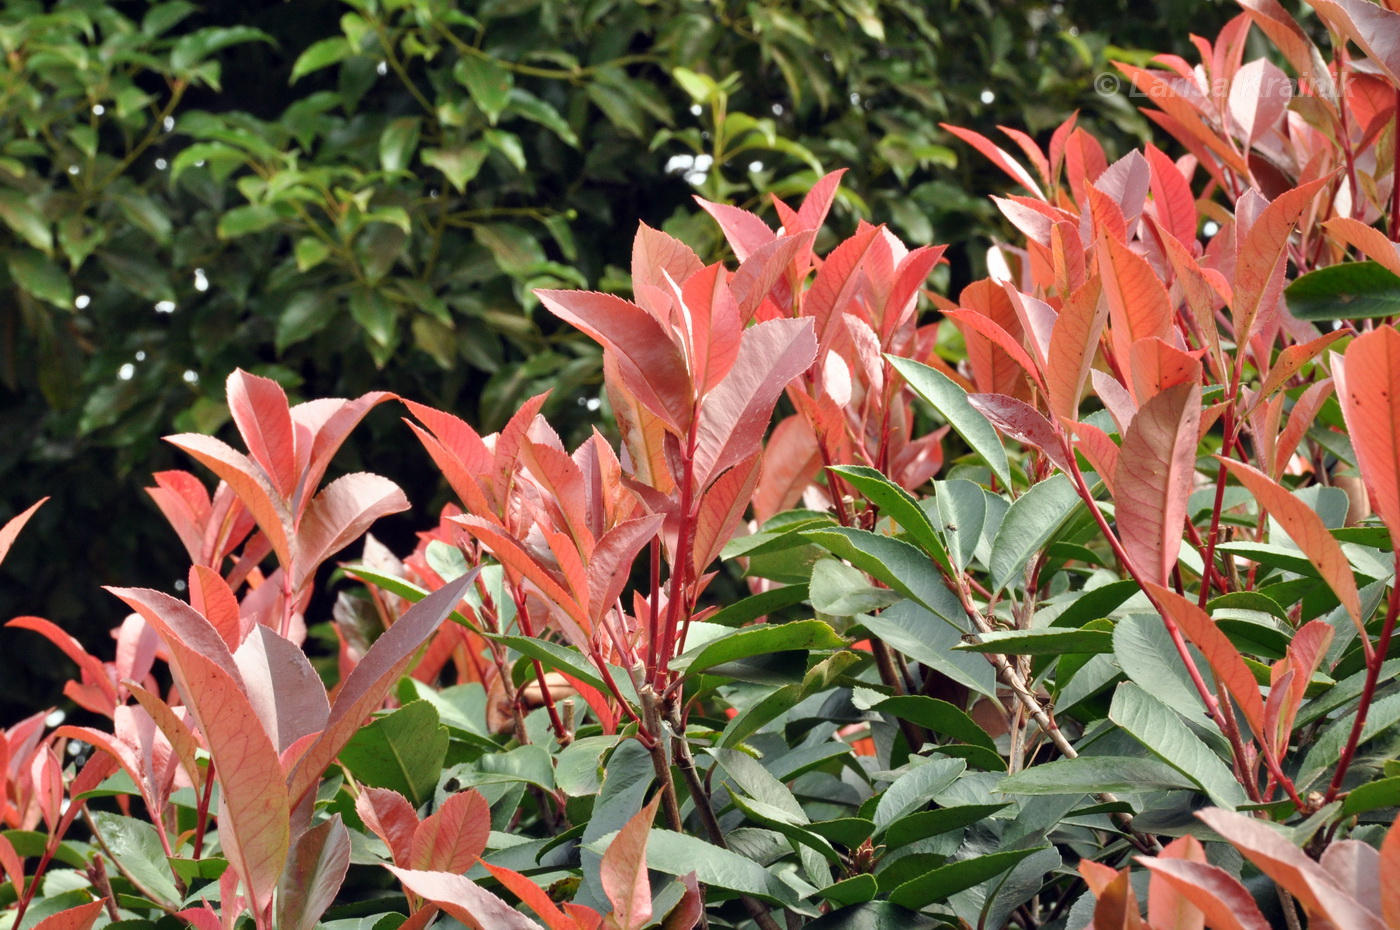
[655,415,700,691]
[510,588,569,741]
[192,758,216,859]
[1389,86,1400,241]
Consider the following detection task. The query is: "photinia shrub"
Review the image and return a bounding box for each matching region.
[3,0,1400,927]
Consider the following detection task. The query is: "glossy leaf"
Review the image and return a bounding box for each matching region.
[1335,327,1400,535]
[276,815,351,930]
[1115,382,1200,586]
[890,356,1011,489]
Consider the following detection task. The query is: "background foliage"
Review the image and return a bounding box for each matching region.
[0,0,1228,716]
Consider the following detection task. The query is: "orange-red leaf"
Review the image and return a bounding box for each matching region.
[30,901,105,930]
[411,788,491,873]
[356,787,417,866]
[1148,585,1266,740]
[1115,382,1200,586]
[1230,177,1330,346]
[1381,810,1400,928]
[1127,337,1202,405]
[941,124,1046,199]
[1099,234,1174,371]
[1136,855,1270,930]
[1218,458,1361,628]
[1147,835,1207,930]
[227,369,299,500]
[0,497,45,567]
[1335,326,1400,536]
[601,795,661,930]
[1322,217,1400,278]
[1046,277,1106,421]
[387,867,545,930]
[165,433,294,568]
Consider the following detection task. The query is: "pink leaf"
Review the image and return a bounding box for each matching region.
[286,571,477,808]
[0,834,23,898]
[694,197,774,262]
[1114,382,1201,587]
[1237,0,1337,99]
[1146,836,1207,930]
[126,683,204,792]
[729,232,817,321]
[804,225,883,355]
[105,587,290,917]
[1318,840,1381,916]
[293,391,397,505]
[1255,330,1348,402]
[941,124,1046,199]
[455,516,589,639]
[1322,218,1400,278]
[356,787,418,866]
[6,616,118,713]
[680,263,743,393]
[753,415,822,525]
[1144,144,1198,247]
[632,223,703,304]
[1218,458,1361,629]
[794,168,848,231]
[227,370,299,500]
[1136,855,1269,930]
[692,318,817,490]
[410,788,492,874]
[1230,177,1330,347]
[386,867,545,930]
[1196,808,1385,929]
[1381,810,1400,928]
[1310,0,1400,84]
[968,394,1070,473]
[602,795,661,930]
[588,515,664,630]
[0,497,45,567]
[536,290,693,435]
[276,815,352,930]
[1098,234,1174,372]
[293,473,409,591]
[234,625,331,755]
[189,565,244,653]
[165,433,294,569]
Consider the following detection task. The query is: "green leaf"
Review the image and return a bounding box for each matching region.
[729,793,840,863]
[706,584,809,627]
[491,633,638,707]
[719,652,860,748]
[168,856,228,883]
[1340,775,1400,816]
[803,902,937,930]
[829,465,952,572]
[7,248,72,307]
[90,812,180,906]
[819,874,879,906]
[1052,579,1142,627]
[349,288,398,348]
[800,527,960,626]
[591,829,808,910]
[456,55,514,124]
[1109,681,1247,808]
[338,700,449,807]
[217,203,281,239]
[1286,261,1400,321]
[1112,613,1212,723]
[883,804,1009,851]
[932,479,990,572]
[809,559,902,617]
[956,628,1114,655]
[874,758,965,830]
[887,846,1047,910]
[997,756,1195,795]
[807,818,875,847]
[422,144,488,193]
[0,190,51,252]
[291,36,353,83]
[171,25,273,73]
[1299,692,1400,788]
[379,117,421,174]
[506,89,579,147]
[858,602,997,700]
[871,695,998,755]
[672,619,843,676]
[889,356,1011,489]
[988,474,1080,591]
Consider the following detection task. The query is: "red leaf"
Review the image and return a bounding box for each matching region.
[1046,277,1106,421]
[968,394,1070,473]
[292,391,396,505]
[227,370,299,500]
[1089,868,1147,929]
[30,901,105,930]
[588,514,664,630]
[387,867,545,930]
[411,788,491,874]
[605,351,675,495]
[1067,419,1120,496]
[189,565,243,653]
[356,787,417,866]
[602,795,661,930]
[146,472,211,565]
[0,497,45,567]
[680,263,743,392]
[1230,177,1331,346]
[0,834,23,898]
[729,232,817,321]
[1273,378,1334,479]
[1153,221,1222,367]
[794,168,848,231]
[1114,382,1201,587]
[1148,585,1266,739]
[941,124,1046,199]
[165,433,294,569]
[456,516,589,640]
[1145,144,1198,247]
[292,473,409,591]
[234,625,331,755]
[1218,458,1362,629]
[1136,855,1270,930]
[659,872,703,930]
[694,198,774,262]
[536,290,693,435]
[804,225,883,355]
[997,126,1050,188]
[1094,150,1151,231]
[1318,839,1382,916]
[1064,127,1108,208]
[479,863,573,930]
[1255,330,1348,402]
[6,616,118,712]
[753,415,822,524]
[1335,326,1400,536]
[1238,0,1337,100]
[944,308,1044,395]
[955,279,1031,399]
[691,318,816,490]
[276,814,352,930]
[1099,234,1174,371]
[286,572,477,808]
[631,223,703,303]
[1322,217,1400,278]
[691,454,762,574]
[1196,808,1385,929]
[519,438,592,552]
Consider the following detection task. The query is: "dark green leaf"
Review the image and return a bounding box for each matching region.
[456,55,514,124]
[672,619,843,677]
[883,804,1009,851]
[90,812,180,906]
[338,700,448,806]
[706,584,810,627]
[819,874,880,906]
[888,356,1011,489]
[1109,682,1247,808]
[830,465,952,572]
[1286,261,1400,321]
[888,847,1048,910]
[800,527,960,626]
[291,36,353,83]
[8,249,72,307]
[858,602,997,700]
[988,474,1080,591]
[996,756,1195,795]
[956,628,1113,655]
[803,902,937,930]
